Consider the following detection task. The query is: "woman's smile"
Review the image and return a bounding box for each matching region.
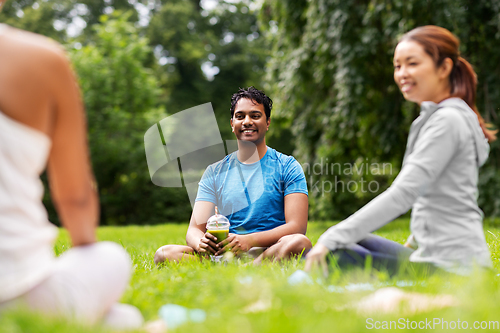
[393,40,451,105]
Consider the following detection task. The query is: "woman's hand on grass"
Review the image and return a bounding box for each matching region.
[404,234,418,250]
[216,233,254,256]
[403,242,416,249]
[304,243,330,278]
[197,232,218,255]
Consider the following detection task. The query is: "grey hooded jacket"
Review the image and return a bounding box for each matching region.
[318,98,491,271]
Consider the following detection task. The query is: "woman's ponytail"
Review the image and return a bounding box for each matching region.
[451,57,497,142]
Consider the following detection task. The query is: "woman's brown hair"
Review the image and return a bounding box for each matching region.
[400,25,497,142]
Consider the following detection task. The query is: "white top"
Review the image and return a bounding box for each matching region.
[318,98,491,272]
[0,110,58,302]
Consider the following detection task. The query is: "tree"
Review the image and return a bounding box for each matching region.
[0,1,273,225]
[260,0,500,219]
[68,13,196,225]
[0,1,139,44]
[147,0,269,141]
[0,0,71,41]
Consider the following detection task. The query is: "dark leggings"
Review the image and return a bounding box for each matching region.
[330,234,436,276]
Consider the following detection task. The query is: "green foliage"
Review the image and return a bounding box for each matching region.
[203,0,269,139]
[0,1,137,43]
[147,0,269,141]
[147,0,211,110]
[67,14,192,225]
[2,221,500,332]
[1,1,270,226]
[3,1,499,223]
[77,0,137,30]
[74,15,157,114]
[260,0,500,220]
[0,0,71,41]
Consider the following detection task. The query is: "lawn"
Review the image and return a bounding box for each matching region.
[2,219,500,332]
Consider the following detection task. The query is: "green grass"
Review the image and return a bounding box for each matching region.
[2,219,500,332]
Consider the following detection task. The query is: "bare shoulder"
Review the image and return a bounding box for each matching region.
[3,26,65,56]
[0,26,70,75]
[0,26,79,133]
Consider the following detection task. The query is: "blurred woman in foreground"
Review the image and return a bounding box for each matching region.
[306,25,496,276]
[0,2,143,329]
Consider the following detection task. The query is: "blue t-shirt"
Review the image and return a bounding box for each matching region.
[195,147,308,234]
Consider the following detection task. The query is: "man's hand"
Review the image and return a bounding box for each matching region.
[216,233,254,256]
[304,243,330,278]
[196,232,219,255]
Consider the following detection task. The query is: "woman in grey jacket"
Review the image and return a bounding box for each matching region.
[305,25,497,276]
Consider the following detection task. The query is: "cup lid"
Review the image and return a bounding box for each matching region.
[206,209,229,230]
[207,214,229,229]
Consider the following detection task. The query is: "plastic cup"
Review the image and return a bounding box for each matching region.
[206,214,230,243]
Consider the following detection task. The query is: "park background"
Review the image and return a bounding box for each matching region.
[3,1,500,332]
[1,0,499,225]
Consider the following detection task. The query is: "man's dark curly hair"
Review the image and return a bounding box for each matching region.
[230,86,273,119]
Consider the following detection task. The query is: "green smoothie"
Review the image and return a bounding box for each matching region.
[208,229,229,243]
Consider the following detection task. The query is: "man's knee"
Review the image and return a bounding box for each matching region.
[154,245,194,264]
[279,234,312,255]
[154,245,173,264]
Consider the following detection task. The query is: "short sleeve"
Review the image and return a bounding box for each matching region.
[195,164,217,204]
[283,157,308,196]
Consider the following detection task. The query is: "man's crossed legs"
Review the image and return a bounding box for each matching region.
[154,234,312,265]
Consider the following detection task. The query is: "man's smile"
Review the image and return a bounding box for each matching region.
[241,128,257,133]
